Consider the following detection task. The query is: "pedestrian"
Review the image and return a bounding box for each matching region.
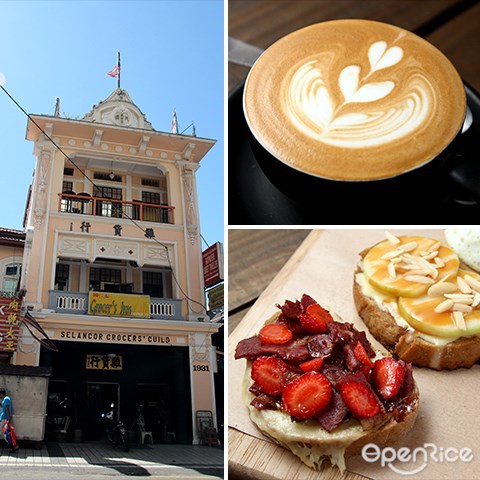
[0,388,19,453]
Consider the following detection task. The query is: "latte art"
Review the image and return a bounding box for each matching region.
[287,41,434,148]
[244,20,466,181]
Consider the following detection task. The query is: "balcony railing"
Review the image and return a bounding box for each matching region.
[58,193,175,224]
[48,291,182,320]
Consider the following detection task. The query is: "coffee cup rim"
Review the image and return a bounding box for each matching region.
[242,19,467,182]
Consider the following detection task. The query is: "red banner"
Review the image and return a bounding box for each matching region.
[202,242,224,289]
[0,297,21,352]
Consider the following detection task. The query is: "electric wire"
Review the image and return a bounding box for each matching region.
[0,84,209,315]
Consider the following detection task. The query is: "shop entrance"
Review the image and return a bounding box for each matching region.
[86,382,120,440]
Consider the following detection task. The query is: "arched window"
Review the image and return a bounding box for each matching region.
[2,262,21,295]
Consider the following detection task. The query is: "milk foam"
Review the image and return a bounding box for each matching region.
[285,40,435,148]
[243,20,466,181]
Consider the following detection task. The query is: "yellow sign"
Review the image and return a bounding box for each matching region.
[86,354,122,370]
[88,292,150,318]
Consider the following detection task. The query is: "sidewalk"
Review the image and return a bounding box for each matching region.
[0,440,224,477]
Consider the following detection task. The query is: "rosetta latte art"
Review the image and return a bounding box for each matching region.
[286,41,434,148]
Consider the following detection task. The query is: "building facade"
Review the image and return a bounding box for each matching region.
[14,88,220,444]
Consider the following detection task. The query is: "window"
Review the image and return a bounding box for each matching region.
[1,262,21,296]
[5,264,20,276]
[3,280,17,295]
[64,167,74,176]
[141,178,160,188]
[93,186,123,218]
[62,181,73,193]
[55,264,70,291]
[141,191,161,205]
[90,268,122,292]
[93,172,122,182]
[143,271,163,297]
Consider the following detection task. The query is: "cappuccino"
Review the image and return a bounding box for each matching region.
[244,20,466,181]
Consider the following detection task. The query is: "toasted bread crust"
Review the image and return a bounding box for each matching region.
[243,312,419,470]
[354,251,480,370]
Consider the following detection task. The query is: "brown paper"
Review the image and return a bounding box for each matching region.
[229,229,480,480]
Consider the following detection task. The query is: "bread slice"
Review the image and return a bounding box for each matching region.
[239,310,419,472]
[354,248,480,370]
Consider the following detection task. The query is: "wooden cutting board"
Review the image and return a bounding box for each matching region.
[228,229,480,480]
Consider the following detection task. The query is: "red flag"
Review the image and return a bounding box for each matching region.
[107,65,120,78]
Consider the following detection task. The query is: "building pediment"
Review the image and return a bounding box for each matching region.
[82,88,153,130]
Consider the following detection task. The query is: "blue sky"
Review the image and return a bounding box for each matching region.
[0,0,224,246]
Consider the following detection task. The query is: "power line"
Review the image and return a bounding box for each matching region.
[0,84,208,315]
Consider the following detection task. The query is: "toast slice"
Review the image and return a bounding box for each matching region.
[354,234,480,370]
[235,296,419,472]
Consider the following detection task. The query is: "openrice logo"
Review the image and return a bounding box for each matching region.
[361,443,473,475]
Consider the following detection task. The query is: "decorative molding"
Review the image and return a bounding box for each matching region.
[189,333,210,362]
[176,160,199,245]
[58,236,89,259]
[94,238,139,263]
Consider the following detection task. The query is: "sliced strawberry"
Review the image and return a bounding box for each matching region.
[340,381,382,419]
[259,323,293,345]
[298,303,333,334]
[251,356,289,396]
[299,357,324,372]
[353,341,374,368]
[282,371,332,420]
[371,357,406,400]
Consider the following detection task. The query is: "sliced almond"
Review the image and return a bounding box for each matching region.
[385,231,401,245]
[472,292,480,308]
[452,311,467,330]
[428,241,441,253]
[404,275,435,284]
[444,293,474,303]
[434,257,445,268]
[399,241,418,253]
[427,282,458,297]
[381,249,403,260]
[463,275,480,293]
[387,262,396,279]
[452,303,473,313]
[457,276,472,294]
[421,250,439,260]
[390,257,402,264]
[405,268,432,276]
[435,299,454,313]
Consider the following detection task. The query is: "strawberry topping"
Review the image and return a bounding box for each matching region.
[340,381,382,419]
[299,357,324,372]
[298,303,333,334]
[251,356,289,396]
[282,372,332,420]
[353,340,374,368]
[259,323,293,345]
[371,357,406,400]
[236,295,416,432]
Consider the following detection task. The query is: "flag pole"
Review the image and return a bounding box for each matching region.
[117,51,121,89]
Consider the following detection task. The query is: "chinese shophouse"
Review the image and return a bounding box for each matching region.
[12,88,221,444]
[0,228,25,363]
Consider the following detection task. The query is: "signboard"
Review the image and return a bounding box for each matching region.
[86,354,122,371]
[0,297,21,353]
[202,242,224,288]
[88,292,150,318]
[208,283,224,311]
[57,329,186,346]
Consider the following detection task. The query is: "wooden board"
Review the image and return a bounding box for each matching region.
[228,229,480,480]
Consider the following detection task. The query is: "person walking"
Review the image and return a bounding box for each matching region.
[0,388,19,453]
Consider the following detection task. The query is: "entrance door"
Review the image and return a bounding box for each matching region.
[86,382,120,440]
[137,384,170,442]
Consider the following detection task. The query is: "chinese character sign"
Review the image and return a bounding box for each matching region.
[202,242,224,288]
[0,297,21,352]
[86,354,123,370]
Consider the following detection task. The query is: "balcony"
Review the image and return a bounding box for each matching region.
[48,291,183,320]
[58,193,175,224]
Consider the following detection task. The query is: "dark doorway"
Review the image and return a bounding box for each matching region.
[86,382,119,440]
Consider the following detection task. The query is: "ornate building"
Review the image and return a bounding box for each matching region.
[15,88,220,444]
